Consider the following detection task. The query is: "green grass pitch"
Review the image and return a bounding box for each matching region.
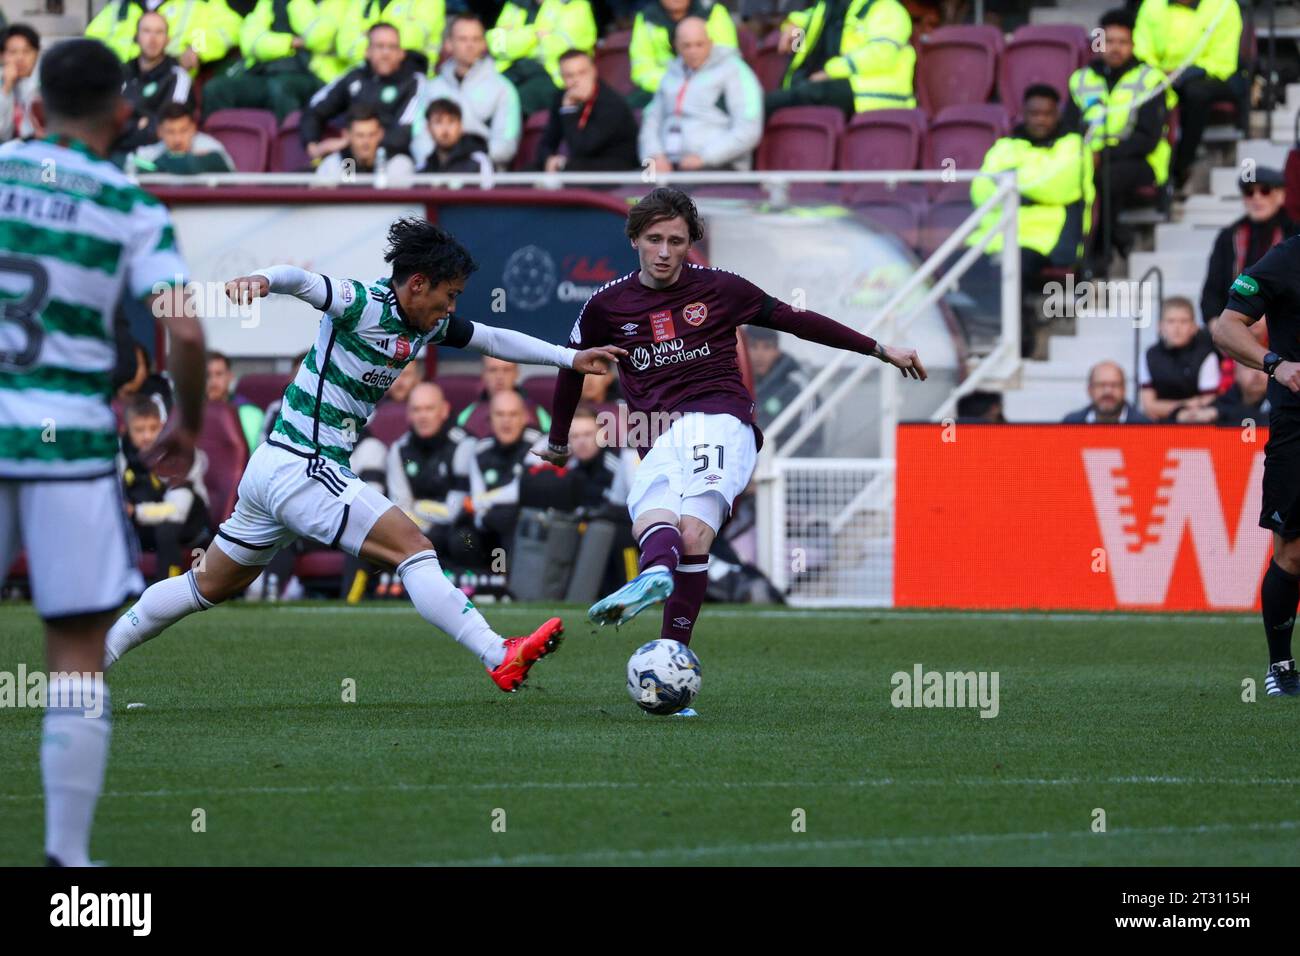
[0,601,1295,866]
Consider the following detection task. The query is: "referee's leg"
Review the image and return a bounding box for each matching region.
[1261,533,1300,693]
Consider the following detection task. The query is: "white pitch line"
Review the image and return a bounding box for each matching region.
[2,776,1297,803]
[420,819,1300,867]
[257,605,1258,625]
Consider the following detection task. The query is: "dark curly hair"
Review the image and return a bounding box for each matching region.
[384,217,478,286]
[626,187,705,243]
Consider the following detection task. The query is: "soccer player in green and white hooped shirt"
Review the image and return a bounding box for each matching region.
[0,39,208,866]
[104,217,627,692]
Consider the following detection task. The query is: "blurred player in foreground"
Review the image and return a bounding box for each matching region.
[542,188,925,674]
[0,39,207,865]
[105,217,625,692]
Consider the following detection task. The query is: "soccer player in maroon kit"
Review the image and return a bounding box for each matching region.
[542,188,926,663]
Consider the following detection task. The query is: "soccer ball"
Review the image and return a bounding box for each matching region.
[626,639,702,715]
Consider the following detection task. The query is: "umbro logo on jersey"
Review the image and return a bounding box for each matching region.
[672,617,692,628]
[704,474,721,483]
[620,323,639,334]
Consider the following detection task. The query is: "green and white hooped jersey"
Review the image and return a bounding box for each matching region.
[271,276,450,467]
[0,136,186,479]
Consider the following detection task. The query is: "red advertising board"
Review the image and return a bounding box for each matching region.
[894,424,1271,611]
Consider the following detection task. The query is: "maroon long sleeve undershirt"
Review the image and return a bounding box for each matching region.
[549,367,585,448]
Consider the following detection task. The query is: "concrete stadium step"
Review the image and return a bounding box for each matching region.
[1179,194,1244,228]
[1152,222,1220,256]
[1029,1,1112,26]
[1003,379,1093,422]
[1235,139,1290,171]
[1128,249,1208,283]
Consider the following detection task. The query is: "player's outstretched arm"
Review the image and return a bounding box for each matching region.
[457,319,626,373]
[225,265,335,311]
[754,297,927,381]
[143,283,207,481]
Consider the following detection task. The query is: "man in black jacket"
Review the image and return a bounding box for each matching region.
[387,382,469,553]
[118,13,196,155]
[1201,166,1297,327]
[420,98,491,173]
[300,22,423,164]
[535,49,639,172]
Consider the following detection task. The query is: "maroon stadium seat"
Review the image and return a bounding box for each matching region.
[436,374,483,416]
[294,550,345,582]
[919,198,975,259]
[837,108,926,203]
[512,109,551,172]
[366,399,409,444]
[924,104,1009,201]
[752,31,790,93]
[203,108,275,173]
[198,399,249,527]
[236,372,292,410]
[596,30,634,97]
[757,106,843,171]
[915,25,1004,117]
[736,25,758,64]
[856,200,923,252]
[1010,24,1091,68]
[521,374,556,413]
[274,111,312,173]
[998,37,1079,123]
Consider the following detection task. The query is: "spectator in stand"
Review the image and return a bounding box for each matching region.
[0,24,40,143]
[562,403,631,516]
[764,0,914,117]
[1140,296,1221,422]
[486,0,597,116]
[1062,360,1151,423]
[456,356,551,436]
[206,351,265,451]
[629,0,735,109]
[447,390,541,569]
[387,382,469,555]
[960,84,1093,355]
[420,98,492,173]
[201,0,327,120]
[132,102,236,173]
[114,340,173,416]
[640,18,762,173]
[86,0,241,69]
[1133,0,1242,193]
[1206,362,1271,427]
[301,23,423,166]
[387,359,423,403]
[118,13,196,155]
[412,14,521,169]
[314,103,416,181]
[119,395,211,584]
[1201,167,1297,327]
[955,391,1006,423]
[1063,8,1174,271]
[746,326,820,453]
[534,49,639,172]
[336,0,444,76]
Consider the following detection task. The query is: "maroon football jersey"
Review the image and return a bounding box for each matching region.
[568,263,766,435]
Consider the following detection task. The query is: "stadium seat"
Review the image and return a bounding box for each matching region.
[924,104,1009,201]
[203,108,275,173]
[521,373,557,412]
[919,198,975,259]
[855,199,923,253]
[1010,24,1091,68]
[435,374,483,414]
[756,106,843,171]
[366,399,409,444]
[293,549,345,583]
[915,25,1004,117]
[736,24,758,64]
[237,372,293,410]
[274,111,312,173]
[836,108,926,203]
[198,399,250,527]
[511,110,551,172]
[752,31,790,93]
[595,30,634,97]
[997,36,1079,123]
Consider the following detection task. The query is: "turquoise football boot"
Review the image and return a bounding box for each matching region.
[588,566,674,627]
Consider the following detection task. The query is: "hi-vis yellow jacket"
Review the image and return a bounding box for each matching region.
[782,0,914,112]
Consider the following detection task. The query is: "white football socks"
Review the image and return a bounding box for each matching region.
[42,675,111,867]
[396,550,505,668]
[104,571,212,670]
